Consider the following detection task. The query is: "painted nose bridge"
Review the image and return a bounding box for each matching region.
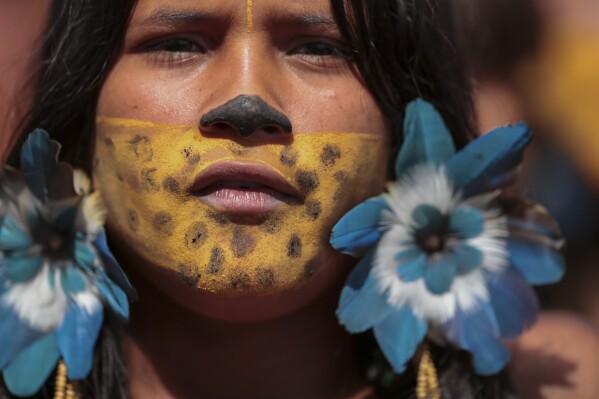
[200,34,291,137]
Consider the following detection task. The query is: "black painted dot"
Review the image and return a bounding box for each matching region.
[152,211,175,235]
[208,246,225,274]
[305,200,322,221]
[104,137,115,151]
[231,229,256,258]
[295,170,320,194]
[129,135,153,162]
[230,272,251,290]
[178,263,201,287]
[256,267,275,288]
[280,146,298,167]
[334,171,348,183]
[162,176,181,195]
[127,209,139,231]
[116,173,124,182]
[207,210,229,226]
[141,168,160,192]
[287,234,302,258]
[260,215,282,234]
[181,146,201,165]
[185,222,208,249]
[304,264,315,279]
[320,144,341,167]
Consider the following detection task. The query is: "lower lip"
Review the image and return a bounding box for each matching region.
[194,187,294,213]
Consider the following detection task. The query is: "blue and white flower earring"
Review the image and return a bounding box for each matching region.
[331,99,565,387]
[0,130,133,397]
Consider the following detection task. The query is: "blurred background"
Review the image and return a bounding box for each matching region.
[1,0,599,324]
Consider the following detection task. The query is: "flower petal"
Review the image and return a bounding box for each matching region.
[96,270,130,319]
[19,129,75,203]
[449,207,484,239]
[0,304,42,369]
[452,244,483,275]
[94,230,135,298]
[411,204,444,227]
[337,250,392,333]
[60,266,87,294]
[0,216,32,251]
[396,252,427,282]
[424,255,457,295]
[485,267,538,338]
[55,298,103,380]
[330,196,389,256]
[4,254,42,283]
[74,239,97,272]
[445,123,532,195]
[507,239,565,285]
[395,99,456,176]
[373,306,427,373]
[2,334,60,397]
[443,302,510,375]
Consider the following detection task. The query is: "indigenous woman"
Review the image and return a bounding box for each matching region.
[2,1,599,398]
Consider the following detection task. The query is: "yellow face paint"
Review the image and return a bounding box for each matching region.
[246,0,254,33]
[94,117,389,295]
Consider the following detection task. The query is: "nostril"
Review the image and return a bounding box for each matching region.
[199,95,292,137]
[263,126,280,134]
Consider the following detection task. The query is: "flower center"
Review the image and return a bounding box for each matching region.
[34,222,72,260]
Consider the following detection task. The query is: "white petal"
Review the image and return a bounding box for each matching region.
[73,169,92,195]
[74,192,106,235]
[3,264,68,331]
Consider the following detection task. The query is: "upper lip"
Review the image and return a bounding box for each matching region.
[190,161,304,199]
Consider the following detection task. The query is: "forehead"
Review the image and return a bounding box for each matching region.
[130,0,335,25]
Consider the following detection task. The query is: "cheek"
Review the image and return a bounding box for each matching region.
[93,118,389,297]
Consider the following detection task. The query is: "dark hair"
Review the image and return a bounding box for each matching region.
[5,0,515,398]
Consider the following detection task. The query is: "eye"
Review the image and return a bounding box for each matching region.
[289,40,353,61]
[139,36,208,65]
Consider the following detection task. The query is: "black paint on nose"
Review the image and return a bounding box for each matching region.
[200,95,292,137]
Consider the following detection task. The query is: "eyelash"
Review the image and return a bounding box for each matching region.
[139,37,208,65]
[138,36,353,67]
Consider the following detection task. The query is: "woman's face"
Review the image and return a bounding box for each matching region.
[95,0,389,321]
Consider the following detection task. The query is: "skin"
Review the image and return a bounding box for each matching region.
[96,0,385,397]
[94,0,599,398]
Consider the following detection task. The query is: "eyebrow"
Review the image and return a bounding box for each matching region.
[271,13,338,28]
[131,9,218,28]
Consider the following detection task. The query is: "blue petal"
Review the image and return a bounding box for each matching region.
[507,240,565,285]
[74,239,97,272]
[331,196,389,256]
[0,304,42,369]
[56,299,103,380]
[395,99,456,176]
[443,303,510,375]
[485,267,539,338]
[94,230,135,297]
[96,270,130,319]
[2,334,60,397]
[337,250,393,333]
[4,254,42,283]
[449,207,484,239]
[452,244,483,275]
[373,306,427,373]
[412,204,444,227]
[445,123,532,195]
[21,129,60,202]
[424,255,457,295]
[0,216,32,251]
[60,266,87,294]
[397,252,427,282]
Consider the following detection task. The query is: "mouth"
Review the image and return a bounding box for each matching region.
[190,161,303,214]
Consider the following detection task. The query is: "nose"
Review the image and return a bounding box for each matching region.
[199,95,292,137]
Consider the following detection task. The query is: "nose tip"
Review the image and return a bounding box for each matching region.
[199,95,292,137]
